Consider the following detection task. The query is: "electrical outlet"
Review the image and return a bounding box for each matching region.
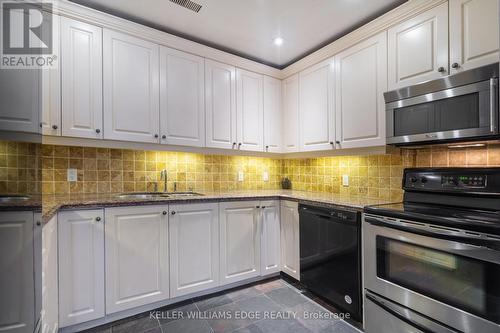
[67,169,78,182]
[342,174,349,187]
[263,171,269,182]
[238,171,244,182]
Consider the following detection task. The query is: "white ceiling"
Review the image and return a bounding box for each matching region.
[70,0,406,68]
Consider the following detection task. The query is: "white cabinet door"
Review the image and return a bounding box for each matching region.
[260,201,280,276]
[160,47,205,147]
[220,201,261,284]
[0,212,34,333]
[334,32,387,149]
[169,203,219,297]
[450,0,499,73]
[41,215,58,333]
[105,206,169,313]
[103,29,160,143]
[282,74,300,153]
[263,76,282,153]
[299,58,335,152]
[388,2,448,90]
[205,60,237,150]
[236,69,264,152]
[280,201,299,280]
[58,210,104,327]
[61,17,103,139]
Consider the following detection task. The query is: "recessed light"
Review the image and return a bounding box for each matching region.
[448,143,486,149]
[273,37,284,46]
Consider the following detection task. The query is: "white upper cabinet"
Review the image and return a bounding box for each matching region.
[169,203,219,297]
[236,69,264,152]
[282,74,300,153]
[334,31,387,149]
[263,76,282,153]
[260,201,281,276]
[219,201,261,284]
[280,201,299,280]
[388,2,449,90]
[58,210,104,327]
[299,58,335,151]
[105,206,169,313]
[160,47,205,147]
[450,0,499,72]
[0,212,34,333]
[103,29,160,143]
[61,17,103,139]
[205,60,237,150]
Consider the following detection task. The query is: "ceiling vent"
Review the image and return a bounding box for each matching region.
[169,0,202,13]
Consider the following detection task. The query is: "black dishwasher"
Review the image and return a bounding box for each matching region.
[299,204,362,320]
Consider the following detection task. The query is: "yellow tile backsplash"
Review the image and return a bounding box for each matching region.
[0,141,41,195]
[23,142,500,201]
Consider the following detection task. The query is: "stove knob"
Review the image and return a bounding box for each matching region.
[410,176,418,183]
[421,176,428,184]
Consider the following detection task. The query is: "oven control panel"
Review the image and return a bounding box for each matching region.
[441,175,487,188]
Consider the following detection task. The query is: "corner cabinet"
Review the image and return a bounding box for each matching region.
[387,2,449,90]
[263,76,282,153]
[169,203,219,297]
[334,31,387,149]
[58,210,104,328]
[260,201,281,276]
[236,69,264,152]
[449,0,499,73]
[205,60,237,150]
[105,206,169,314]
[219,201,261,284]
[160,47,205,147]
[282,74,300,153]
[103,29,160,143]
[299,58,335,152]
[280,201,299,280]
[60,17,103,139]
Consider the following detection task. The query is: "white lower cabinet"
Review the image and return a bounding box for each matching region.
[105,206,169,314]
[58,210,104,327]
[42,216,59,333]
[220,201,261,284]
[280,201,300,280]
[260,201,281,276]
[169,203,219,297]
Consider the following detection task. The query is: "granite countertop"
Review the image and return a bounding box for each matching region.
[41,190,396,224]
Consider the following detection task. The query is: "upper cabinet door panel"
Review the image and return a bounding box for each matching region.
[205,60,237,150]
[103,29,160,143]
[335,32,387,149]
[388,2,449,90]
[450,0,499,72]
[299,58,335,152]
[61,17,102,139]
[236,69,264,152]
[160,47,205,147]
[42,15,61,136]
[263,76,282,153]
[282,74,300,153]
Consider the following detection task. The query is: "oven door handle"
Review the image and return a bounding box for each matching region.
[365,216,500,251]
[365,291,461,333]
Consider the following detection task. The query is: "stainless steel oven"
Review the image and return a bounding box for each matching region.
[385,63,499,145]
[363,214,500,333]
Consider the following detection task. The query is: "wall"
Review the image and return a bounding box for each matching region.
[39,143,500,201]
[0,141,40,194]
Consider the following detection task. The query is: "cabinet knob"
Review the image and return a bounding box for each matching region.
[451,62,460,69]
[162,135,166,139]
[52,124,58,130]
[154,134,159,138]
[171,211,176,215]
[336,141,340,144]
[330,141,334,145]
[95,217,101,222]
[162,211,167,215]
[256,206,260,209]
[36,221,41,226]
[438,66,446,73]
[232,142,236,147]
[238,143,242,147]
[95,129,101,134]
[261,206,266,209]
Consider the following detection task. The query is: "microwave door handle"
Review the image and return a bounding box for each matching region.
[365,291,461,333]
[490,78,498,133]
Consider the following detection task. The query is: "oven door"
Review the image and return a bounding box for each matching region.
[363,215,500,333]
[386,78,498,145]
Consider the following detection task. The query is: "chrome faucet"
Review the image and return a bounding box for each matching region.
[160,169,168,192]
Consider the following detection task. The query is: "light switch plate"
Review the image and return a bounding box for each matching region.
[67,169,78,182]
[342,175,349,187]
[238,171,244,182]
[263,171,269,182]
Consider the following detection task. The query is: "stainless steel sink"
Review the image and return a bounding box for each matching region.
[115,192,171,200]
[0,195,31,203]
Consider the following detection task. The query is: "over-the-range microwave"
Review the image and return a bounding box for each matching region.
[385,63,499,146]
